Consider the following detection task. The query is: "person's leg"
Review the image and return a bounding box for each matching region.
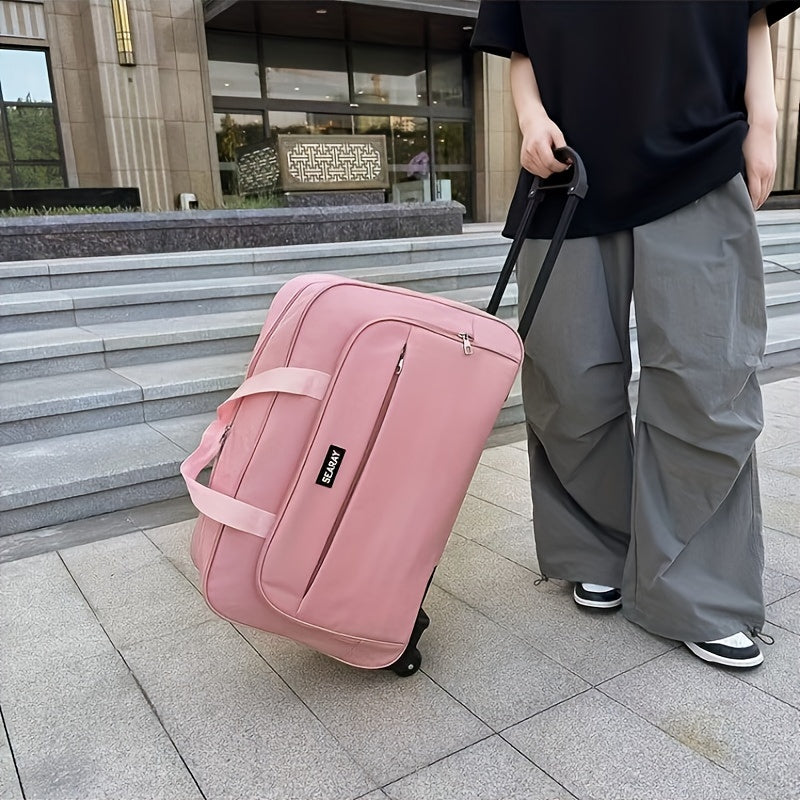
[517,233,634,589]
[622,174,766,650]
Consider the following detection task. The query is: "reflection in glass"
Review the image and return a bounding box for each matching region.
[354,115,432,202]
[0,165,11,188]
[207,33,260,98]
[352,45,426,106]
[0,49,52,102]
[214,111,265,195]
[353,115,429,167]
[214,112,264,161]
[433,121,471,219]
[6,106,59,160]
[263,38,348,102]
[434,120,469,166]
[433,170,471,219]
[14,164,63,188]
[269,111,352,138]
[0,115,7,161]
[430,53,464,107]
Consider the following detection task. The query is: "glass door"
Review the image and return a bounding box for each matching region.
[432,119,472,220]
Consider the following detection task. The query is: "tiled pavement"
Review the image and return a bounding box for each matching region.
[1,373,799,800]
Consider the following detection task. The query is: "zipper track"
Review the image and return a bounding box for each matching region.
[301,345,406,599]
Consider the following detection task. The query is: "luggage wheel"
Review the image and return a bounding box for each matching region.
[386,607,430,678]
[388,646,421,677]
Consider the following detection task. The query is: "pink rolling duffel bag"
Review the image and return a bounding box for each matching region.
[181,148,586,676]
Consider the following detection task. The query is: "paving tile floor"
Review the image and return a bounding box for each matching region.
[1,374,799,800]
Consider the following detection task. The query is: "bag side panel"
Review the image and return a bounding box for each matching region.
[199,282,401,644]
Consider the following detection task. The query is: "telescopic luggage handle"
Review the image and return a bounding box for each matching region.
[486,146,587,341]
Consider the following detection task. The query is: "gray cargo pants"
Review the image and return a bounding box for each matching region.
[517,174,767,642]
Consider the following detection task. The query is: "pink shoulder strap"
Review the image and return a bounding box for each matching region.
[180,367,330,538]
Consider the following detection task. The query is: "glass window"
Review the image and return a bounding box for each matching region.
[214,112,265,162]
[0,49,52,102]
[6,106,59,160]
[0,47,64,190]
[389,116,429,170]
[207,33,261,98]
[354,115,429,167]
[354,115,432,203]
[263,38,349,102]
[434,120,469,166]
[208,27,474,214]
[214,111,265,196]
[434,121,472,219]
[352,45,426,106]
[0,116,7,161]
[430,53,464,108]
[269,111,352,138]
[14,164,63,188]
[433,170,472,219]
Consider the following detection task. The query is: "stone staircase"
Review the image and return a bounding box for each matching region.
[2,211,800,536]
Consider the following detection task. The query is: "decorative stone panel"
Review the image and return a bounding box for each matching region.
[278,135,389,192]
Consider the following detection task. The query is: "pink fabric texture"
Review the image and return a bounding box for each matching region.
[183,274,523,669]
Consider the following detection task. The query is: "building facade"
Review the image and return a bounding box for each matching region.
[0,0,798,219]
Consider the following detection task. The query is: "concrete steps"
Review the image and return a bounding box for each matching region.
[2,216,800,536]
[5,281,798,446]
[0,256,509,333]
[0,417,208,536]
[0,353,246,445]
[0,233,509,293]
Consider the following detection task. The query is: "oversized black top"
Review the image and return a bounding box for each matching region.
[471,0,800,239]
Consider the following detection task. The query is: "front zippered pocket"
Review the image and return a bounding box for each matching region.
[287,320,499,642]
[255,319,414,615]
[301,345,406,596]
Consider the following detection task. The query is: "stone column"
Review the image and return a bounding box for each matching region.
[74,0,173,209]
[151,0,220,209]
[44,0,219,211]
[774,12,800,191]
[42,0,93,188]
[474,51,520,223]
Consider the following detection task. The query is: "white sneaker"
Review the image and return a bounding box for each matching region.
[684,632,764,668]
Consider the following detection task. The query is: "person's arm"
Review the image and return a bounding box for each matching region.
[743,8,778,209]
[510,52,569,178]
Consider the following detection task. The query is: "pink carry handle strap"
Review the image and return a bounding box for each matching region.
[181,367,330,537]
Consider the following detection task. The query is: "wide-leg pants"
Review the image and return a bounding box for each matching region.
[517,174,767,642]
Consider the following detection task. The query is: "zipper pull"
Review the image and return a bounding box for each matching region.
[219,423,232,444]
[396,346,406,374]
[459,333,474,355]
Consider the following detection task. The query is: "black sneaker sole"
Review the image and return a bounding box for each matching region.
[684,641,764,668]
[572,586,622,610]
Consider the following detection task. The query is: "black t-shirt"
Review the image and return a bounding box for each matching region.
[472,0,799,239]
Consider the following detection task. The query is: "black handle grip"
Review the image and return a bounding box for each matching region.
[528,146,588,199]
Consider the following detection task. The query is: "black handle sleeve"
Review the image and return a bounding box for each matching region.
[485,146,586,340]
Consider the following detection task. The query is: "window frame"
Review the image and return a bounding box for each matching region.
[0,45,67,190]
